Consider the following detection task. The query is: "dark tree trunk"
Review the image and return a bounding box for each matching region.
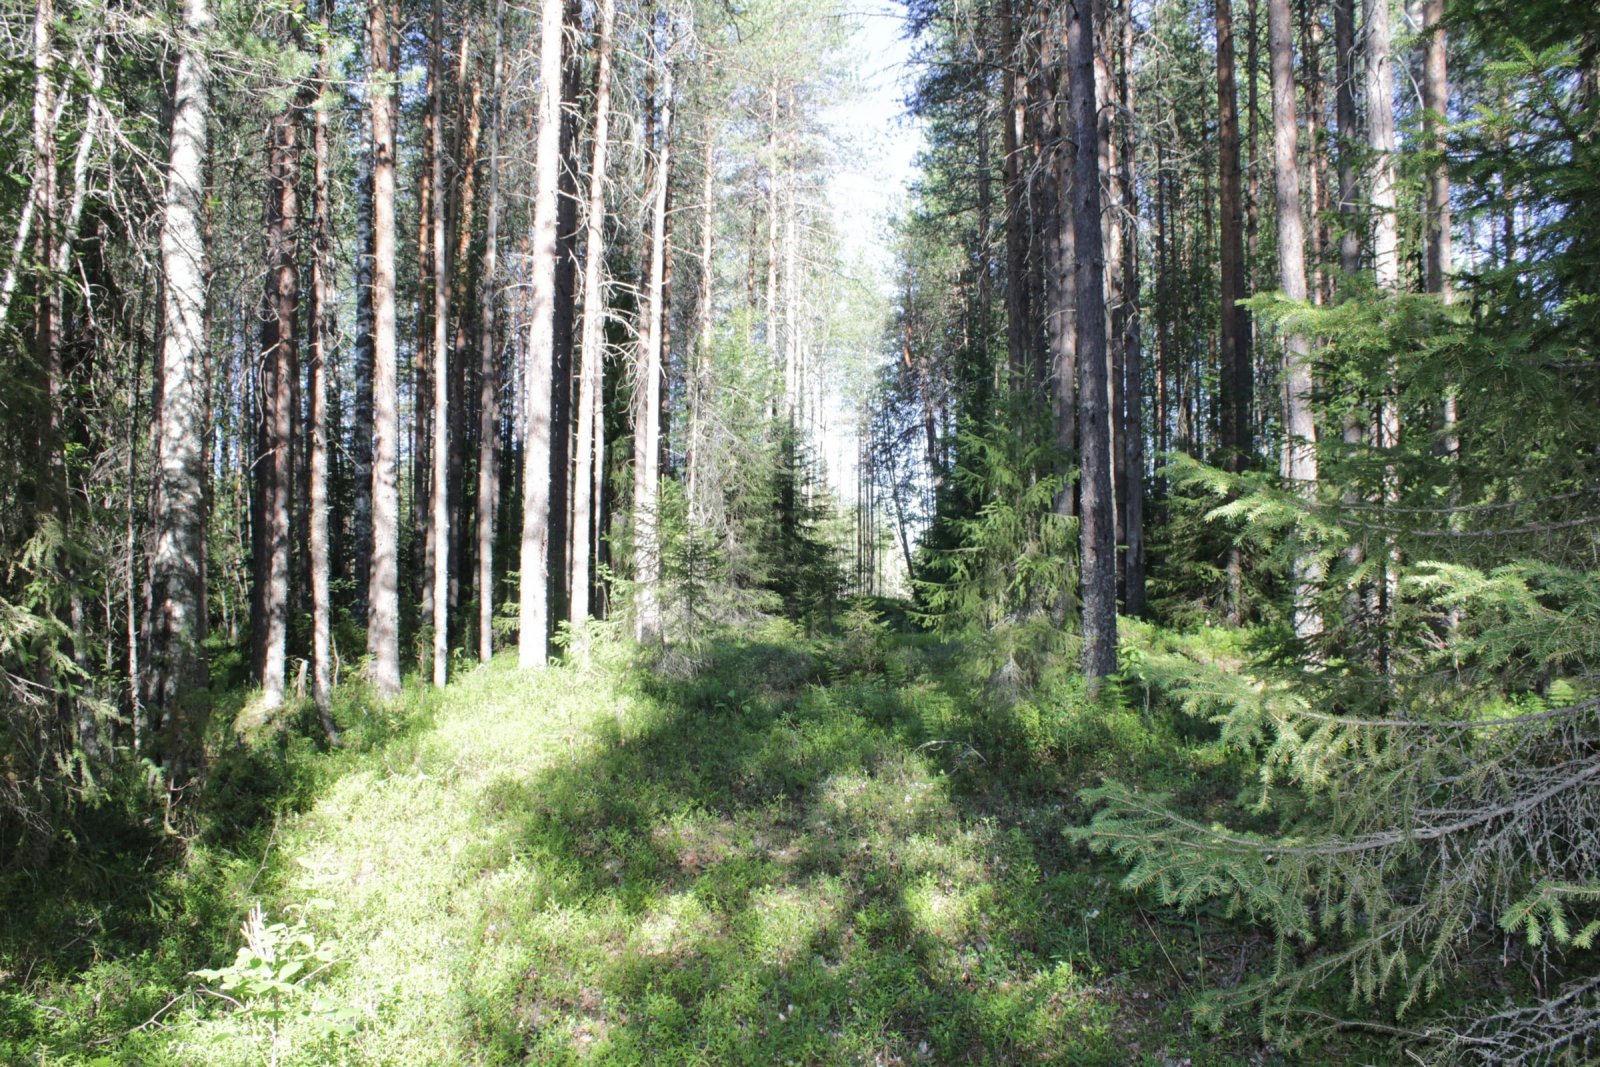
[1068,0,1116,687]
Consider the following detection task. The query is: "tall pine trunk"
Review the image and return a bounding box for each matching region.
[1118,5,1146,618]
[1268,0,1322,640]
[254,103,299,708]
[1366,0,1400,656]
[632,34,673,643]
[428,0,450,688]
[519,0,566,669]
[477,0,505,661]
[144,0,211,769]
[367,0,402,697]
[1068,0,1116,687]
[551,0,582,630]
[571,0,615,627]
[309,0,336,726]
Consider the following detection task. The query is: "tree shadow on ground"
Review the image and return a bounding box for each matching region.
[461,633,1271,1066]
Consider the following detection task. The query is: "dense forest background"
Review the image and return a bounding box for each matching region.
[0,0,1597,1061]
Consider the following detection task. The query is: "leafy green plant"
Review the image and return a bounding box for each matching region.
[192,902,354,1063]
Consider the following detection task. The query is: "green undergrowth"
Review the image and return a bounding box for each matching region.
[1,617,1376,1064]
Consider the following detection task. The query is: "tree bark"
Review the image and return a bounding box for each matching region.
[1333,0,1360,277]
[309,0,337,726]
[1001,0,1031,388]
[1268,0,1323,640]
[416,91,436,626]
[632,35,673,643]
[1217,0,1251,622]
[1422,0,1451,302]
[254,100,299,709]
[520,0,566,669]
[428,0,450,688]
[1042,8,1077,520]
[30,0,61,515]
[1216,0,1251,472]
[551,0,582,631]
[477,0,505,662]
[687,121,715,525]
[367,0,402,697]
[1366,0,1401,653]
[352,152,375,619]
[144,0,211,768]
[1068,0,1116,687]
[1119,4,1146,618]
[571,0,615,627]
[1366,0,1399,294]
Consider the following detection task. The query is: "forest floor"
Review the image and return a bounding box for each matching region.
[1,616,1384,1065]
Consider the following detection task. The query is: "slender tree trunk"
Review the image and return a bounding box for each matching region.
[687,122,715,524]
[519,0,565,669]
[632,36,673,643]
[448,41,483,624]
[783,136,799,423]
[353,153,375,618]
[428,0,450,688]
[1366,0,1399,295]
[1366,0,1400,656]
[416,91,436,625]
[1421,0,1458,629]
[1333,0,1360,276]
[144,0,211,769]
[1422,0,1457,462]
[1043,12,1078,519]
[367,0,402,697]
[1069,0,1116,688]
[1268,0,1322,640]
[571,0,614,626]
[255,102,298,709]
[1100,16,1125,600]
[309,0,337,726]
[29,0,58,506]
[1119,5,1146,618]
[765,84,781,390]
[1217,0,1251,622]
[1217,0,1252,473]
[477,0,505,662]
[1422,0,1450,302]
[551,0,582,630]
[1001,0,1031,388]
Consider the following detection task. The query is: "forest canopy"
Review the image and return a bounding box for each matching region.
[0,0,1597,1062]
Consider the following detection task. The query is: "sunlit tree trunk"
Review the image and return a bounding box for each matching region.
[520,0,566,669]
[352,154,374,620]
[144,0,211,767]
[477,0,506,661]
[367,0,402,697]
[428,0,450,688]
[687,122,715,525]
[632,36,673,643]
[309,0,337,726]
[1269,0,1322,640]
